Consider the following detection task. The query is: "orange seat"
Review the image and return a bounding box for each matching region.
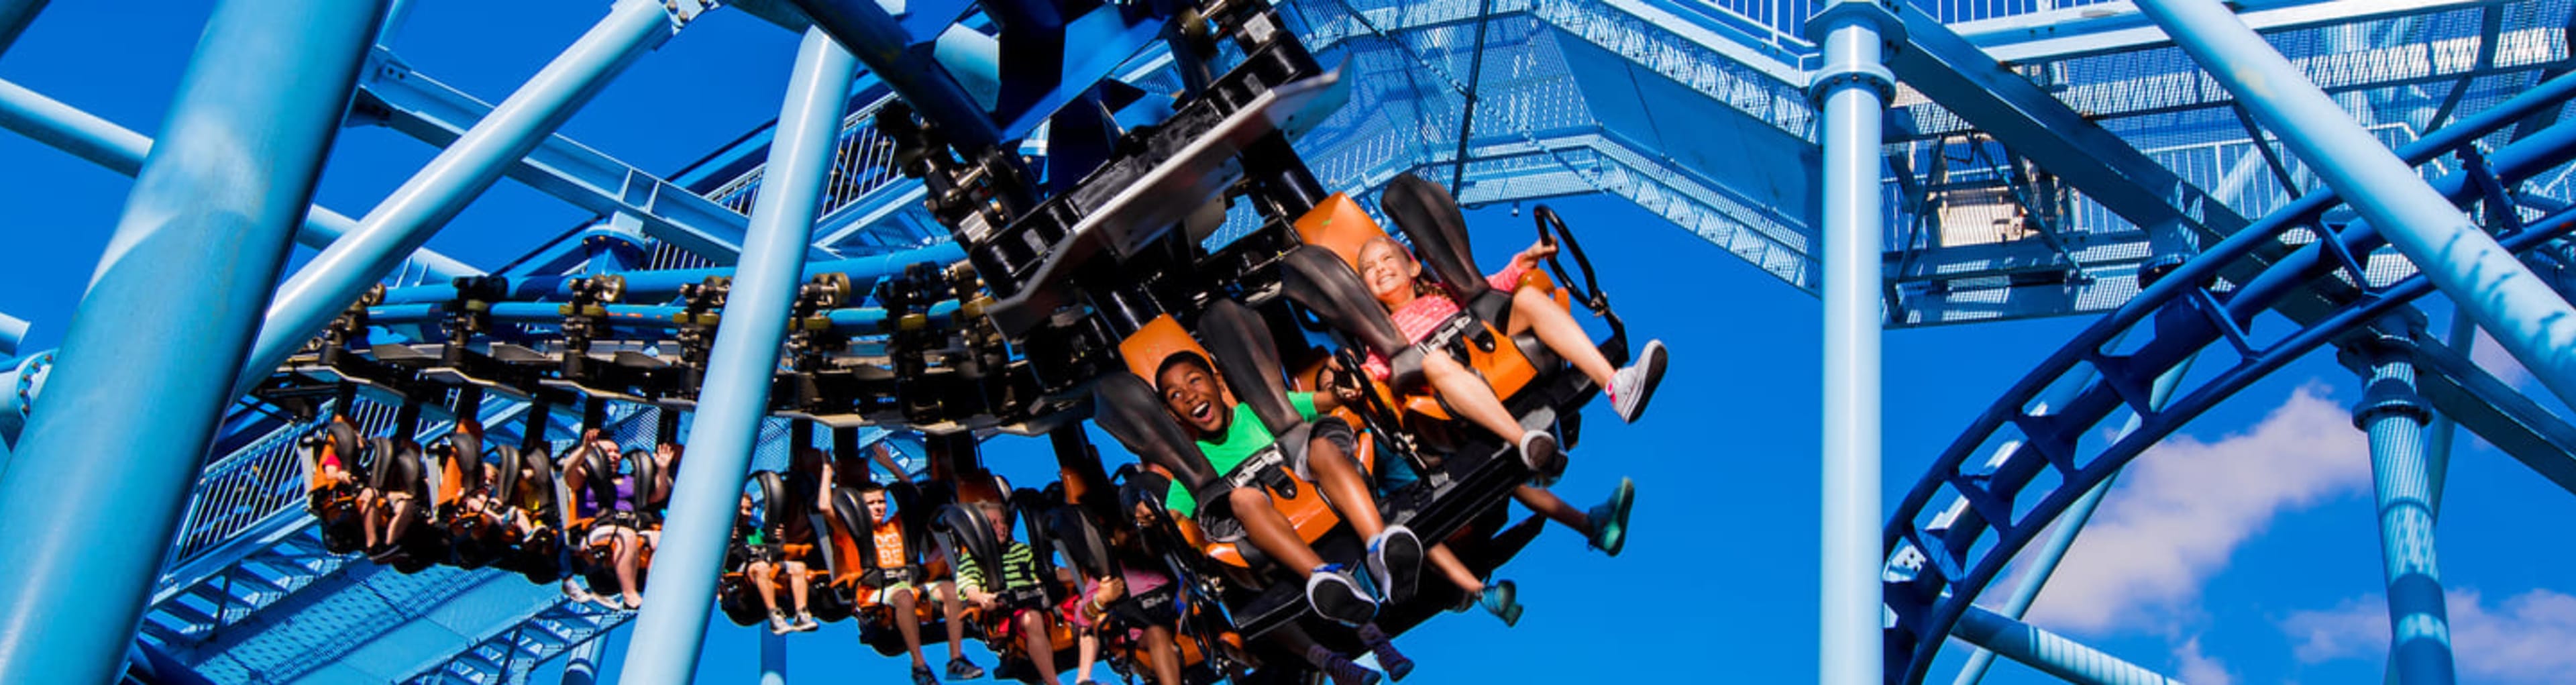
[1290,193,1569,427]
[1116,314,1364,570]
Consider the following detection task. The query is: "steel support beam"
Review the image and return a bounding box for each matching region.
[0,1,386,682]
[2345,324,2458,685]
[0,77,479,280]
[561,633,606,685]
[0,0,45,58]
[758,631,786,685]
[235,0,681,403]
[1951,603,2188,685]
[353,47,830,264]
[0,311,21,359]
[1886,1,2246,258]
[2405,325,2576,501]
[2141,0,2576,413]
[2420,313,2475,517]
[1809,2,1892,683]
[617,27,854,684]
[793,0,1002,150]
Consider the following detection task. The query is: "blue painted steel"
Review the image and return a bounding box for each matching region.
[1809,1,1892,682]
[0,1,386,682]
[759,631,786,685]
[0,0,45,57]
[1883,107,2576,680]
[793,0,1003,150]
[1951,603,2185,685]
[0,76,480,280]
[353,47,829,264]
[994,6,1165,138]
[562,631,606,685]
[2422,312,2476,517]
[234,0,679,403]
[618,28,856,684]
[1956,353,2194,684]
[1884,1,2243,256]
[2349,330,2458,685]
[364,299,959,333]
[2139,0,2576,413]
[0,311,21,359]
[380,242,967,306]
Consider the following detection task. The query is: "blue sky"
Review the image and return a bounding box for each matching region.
[5,3,2575,684]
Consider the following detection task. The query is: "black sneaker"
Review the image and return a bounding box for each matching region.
[912,664,939,685]
[1305,566,1379,627]
[946,657,985,680]
[1365,526,1424,605]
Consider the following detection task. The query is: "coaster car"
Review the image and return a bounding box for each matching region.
[301,417,371,554]
[1049,502,1247,685]
[926,481,1080,683]
[368,436,449,574]
[432,429,511,570]
[1278,178,1622,470]
[491,442,568,584]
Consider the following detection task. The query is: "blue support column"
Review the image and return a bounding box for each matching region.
[616,27,856,685]
[1807,2,1896,683]
[0,1,386,682]
[231,0,684,401]
[1951,604,2186,685]
[759,631,787,685]
[0,77,479,279]
[2344,322,2458,685]
[2140,0,2576,412]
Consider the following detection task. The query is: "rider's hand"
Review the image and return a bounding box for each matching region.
[1513,239,1558,271]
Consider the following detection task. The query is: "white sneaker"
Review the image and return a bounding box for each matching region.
[560,578,592,603]
[1517,429,1562,480]
[768,611,794,635]
[793,612,820,632]
[1611,339,1668,423]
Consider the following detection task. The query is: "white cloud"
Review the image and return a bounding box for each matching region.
[2022,385,2372,632]
[2173,636,2235,685]
[2281,588,2576,684]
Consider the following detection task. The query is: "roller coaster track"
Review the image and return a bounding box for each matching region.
[1881,68,2576,685]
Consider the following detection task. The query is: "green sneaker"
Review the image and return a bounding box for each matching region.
[1479,580,1522,627]
[1587,478,1635,557]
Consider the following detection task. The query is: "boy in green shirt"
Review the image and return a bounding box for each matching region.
[1155,351,1424,633]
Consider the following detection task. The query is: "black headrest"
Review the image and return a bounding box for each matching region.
[494,445,524,506]
[751,470,788,527]
[629,449,661,508]
[1382,173,1490,305]
[580,444,618,506]
[931,503,1004,585]
[1047,506,1118,580]
[1200,300,1301,436]
[830,485,881,571]
[1091,374,1222,498]
[326,420,368,480]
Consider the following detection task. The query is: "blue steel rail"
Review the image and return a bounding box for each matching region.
[1880,70,2576,684]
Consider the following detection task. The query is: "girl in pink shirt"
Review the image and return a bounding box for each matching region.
[1350,233,1656,562]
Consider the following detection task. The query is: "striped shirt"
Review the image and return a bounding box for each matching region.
[956,540,1040,595]
[1362,262,1528,380]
